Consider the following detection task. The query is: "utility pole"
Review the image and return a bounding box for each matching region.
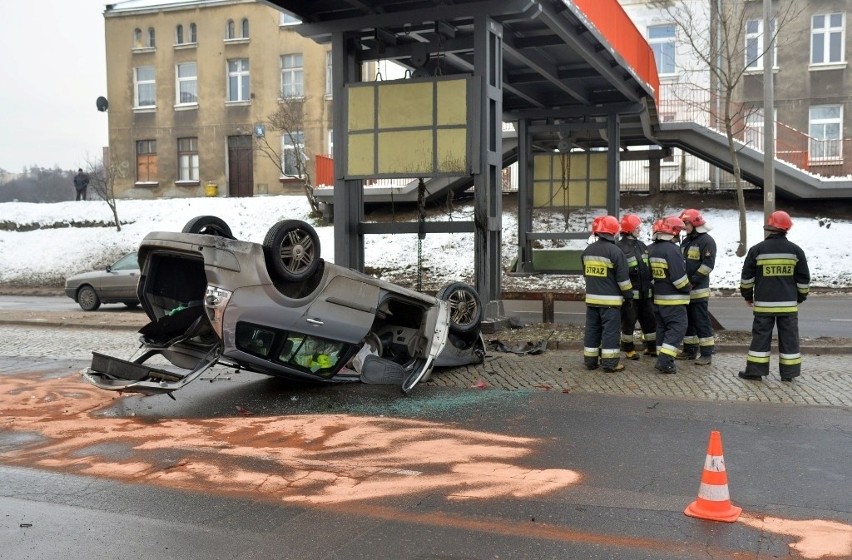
[763,0,776,227]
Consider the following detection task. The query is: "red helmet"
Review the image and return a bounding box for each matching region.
[766,210,793,232]
[679,208,706,227]
[653,215,685,236]
[620,214,642,234]
[592,215,620,236]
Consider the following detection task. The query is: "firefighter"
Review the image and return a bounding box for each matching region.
[677,208,717,365]
[582,215,633,373]
[738,211,810,382]
[648,216,690,374]
[616,214,656,359]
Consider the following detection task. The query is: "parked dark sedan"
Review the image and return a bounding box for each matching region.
[64,252,140,311]
[82,216,485,395]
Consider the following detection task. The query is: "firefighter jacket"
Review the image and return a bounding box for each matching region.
[649,239,690,305]
[616,234,653,299]
[681,231,716,300]
[740,232,810,315]
[582,236,633,307]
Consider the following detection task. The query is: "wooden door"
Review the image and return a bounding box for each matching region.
[227,135,253,197]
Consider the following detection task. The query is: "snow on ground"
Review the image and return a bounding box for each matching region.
[0,196,849,291]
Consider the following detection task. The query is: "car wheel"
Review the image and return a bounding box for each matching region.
[77,285,101,311]
[181,215,234,238]
[263,220,321,282]
[437,282,482,334]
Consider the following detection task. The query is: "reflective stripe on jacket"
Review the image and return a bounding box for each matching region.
[682,231,716,300]
[616,234,653,299]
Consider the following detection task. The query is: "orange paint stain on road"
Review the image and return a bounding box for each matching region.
[739,514,852,559]
[0,373,581,504]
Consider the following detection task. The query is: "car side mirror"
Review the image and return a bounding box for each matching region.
[106,266,112,272]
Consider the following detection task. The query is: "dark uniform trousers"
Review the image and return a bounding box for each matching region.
[683,299,714,357]
[584,306,622,370]
[654,304,688,370]
[743,314,801,379]
[620,298,656,352]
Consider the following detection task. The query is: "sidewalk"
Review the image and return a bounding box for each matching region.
[0,309,849,407]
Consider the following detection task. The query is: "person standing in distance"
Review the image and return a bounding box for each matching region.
[616,214,656,359]
[648,216,691,374]
[581,215,633,373]
[73,168,90,201]
[738,211,810,382]
[677,209,716,365]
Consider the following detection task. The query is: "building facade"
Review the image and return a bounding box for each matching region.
[619,0,852,186]
[104,0,333,198]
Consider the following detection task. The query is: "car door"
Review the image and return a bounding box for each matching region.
[100,252,140,300]
[300,274,382,343]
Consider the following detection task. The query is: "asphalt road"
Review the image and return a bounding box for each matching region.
[2,355,850,559]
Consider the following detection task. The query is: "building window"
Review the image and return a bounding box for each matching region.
[227,58,250,102]
[241,18,249,38]
[133,66,156,108]
[282,131,305,177]
[136,140,157,182]
[226,19,235,39]
[177,137,199,182]
[811,13,845,65]
[745,19,777,70]
[176,24,184,45]
[648,24,676,75]
[176,62,197,105]
[809,105,843,160]
[280,13,300,26]
[280,54,303,98]
[327,128,334,156]
[133,28,143,48]
[147,27,156,48]
[189,23,197,43]
[325,51,333,97]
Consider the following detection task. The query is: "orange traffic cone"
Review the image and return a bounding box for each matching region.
[684,430,742,522]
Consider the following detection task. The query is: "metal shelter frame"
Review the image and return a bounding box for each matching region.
[263,0,661,315]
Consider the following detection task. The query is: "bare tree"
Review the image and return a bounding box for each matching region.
[256,97,321,215]
[86,157,122,231]
[651,0,800,256]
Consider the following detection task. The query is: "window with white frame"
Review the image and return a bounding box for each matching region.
[648,24,676,75]
[282,131,305,177]
[227,58,250,102]
[280,54,304,98]
[325,51,333,96]
[809,105,843,160]
[745,19,777,70]
[133,66,156,108]
[811,13,845,65]
[176,62,197,105]
[136,140,157,182]
[280,13,300,26]
[327,128,333,156]
[177,137,199,182]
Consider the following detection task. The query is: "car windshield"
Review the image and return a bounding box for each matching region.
[235,322,349,378]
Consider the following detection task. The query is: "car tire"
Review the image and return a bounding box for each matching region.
[436,282,482,334]
[181,215,234,238]
[263,220,321,282]
[77,285,101,311]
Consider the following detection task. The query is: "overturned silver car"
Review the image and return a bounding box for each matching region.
[83,216,485,396]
